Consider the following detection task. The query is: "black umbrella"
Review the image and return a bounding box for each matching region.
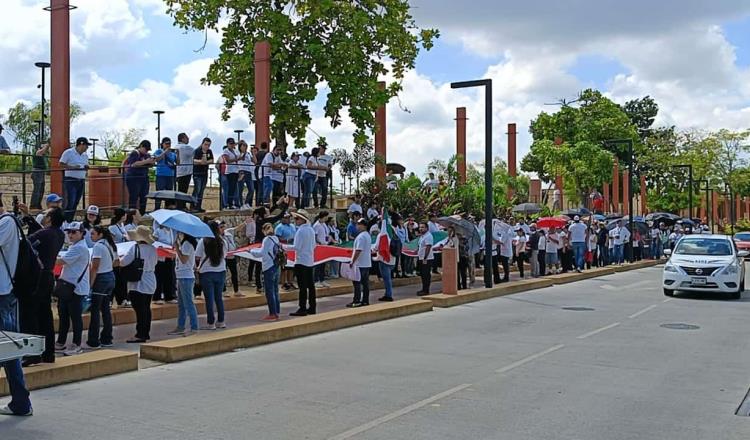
[605,213,623,220]
[386,163,406,175]
[437,216,482,255]
[607,218,648,235]
[147,190,196,204]
[562,207,591,217]
[645,212,680,222]
[512,203,542,215]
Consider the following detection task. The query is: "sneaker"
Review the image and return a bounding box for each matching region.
[184,330,198,337]
[200,324,216,330]
[261,315,277,321]
[121,300,132,308]
[233,292,244,297]
[378,296,393,302]
[322,281,332,287]
[54,342,66,352]
[167,299,179,304]
[346,302,362,308]
[63,345,83,356]
[153,300,165,305]
[167,328,185,336]
[216,322,227,329]
[0,405,33,417]
[223,292,231,298]
[84,342,101,350]
[126,338,147,343]
[314,282,324,289]
[100,342,113,348]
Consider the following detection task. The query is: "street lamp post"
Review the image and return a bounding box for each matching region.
[234,129,244,142]
[35,62,51,154]
[153,110,165,150]
[672,164,693,222]
[89,138,99,165]
[451,78,493,288]
[605,139,634,263]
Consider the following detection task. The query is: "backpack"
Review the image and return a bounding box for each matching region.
[270,238,287,269]
[389,234,402,258]
[0,214,42,299]
[120,243,144,282]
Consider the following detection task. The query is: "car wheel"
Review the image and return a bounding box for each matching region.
[663,288,674,297]
[730,290,741,300]
[740,279,745,292]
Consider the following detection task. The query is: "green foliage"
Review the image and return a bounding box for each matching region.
[623,95,659,141]
[330,140,374,191]
[98,128,145,164]
[164,0,438,147]
[1,101,83,153]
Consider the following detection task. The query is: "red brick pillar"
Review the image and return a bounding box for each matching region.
[374,81,386,180]
[554,137,564,209]
[612,160,620,214]
[507,123,517,200]
[603,183,610,214]
[529,179,542,204]
[712,191,720,225]
[745,198,749,220]
[50,0,72,196]
[254,41,271,150]
[640,175,647,215]
[622,170,630,216]
[456,107,467,184]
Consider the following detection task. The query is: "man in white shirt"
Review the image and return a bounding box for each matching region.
[260,145,287,204]
[312,212,331,288]
[174,133,193,210]
[347,196,363,217]
[316,145,333,209]
[568,216,588,272]
[424,172,438,191]
[59,137,90,222]
[416,222,434,295]
[609,220,631,265]
[222,138,241,209]
[348,219,372,307]
[290,210,317,316]
[0,212,33,416]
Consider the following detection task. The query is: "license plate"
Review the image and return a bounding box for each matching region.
[691,277,707,285]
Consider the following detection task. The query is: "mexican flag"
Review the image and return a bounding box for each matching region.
[376,209,396,261]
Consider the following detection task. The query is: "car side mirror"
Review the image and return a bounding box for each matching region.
[738,250,749,258]
[663,249,672,256]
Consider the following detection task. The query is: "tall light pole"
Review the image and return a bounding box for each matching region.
[153,110,164,150]
[89,138,99,165]
[672,164,693,222]
[606,139,634,262]
[452,78,493,288]
[696,179,712,232]
[35,62,51,154]
[234,129,244,142]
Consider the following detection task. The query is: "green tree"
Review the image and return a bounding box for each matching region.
[99,128,145,163]
[1,101,83,153]
[164,0,438,149]
[623,95,659,141]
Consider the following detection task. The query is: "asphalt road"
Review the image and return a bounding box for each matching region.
[3,265,750,439]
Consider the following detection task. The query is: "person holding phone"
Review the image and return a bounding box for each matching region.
[153,137,177,210]
[125,140,155,215]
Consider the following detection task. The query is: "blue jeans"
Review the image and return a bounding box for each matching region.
[226,173,239,208]
[200,271,226,325]
[154,175,175,210]
[192,174,208,210]
[353,267,371,304]
[379,262,394,298]
[0,294,31,414]
[219,174,228,209]
[652,240,663,260]
[301,173,316,208]
[262,176,273,204]
[572,242,586,270]
[597,244,608,266]
[316,176,329,207]
[88,271,115,347]
[177,278,199,331]
[614,244,624,264]
[262,266,280,315]
[63,177,84,222]
[239,173,254,206]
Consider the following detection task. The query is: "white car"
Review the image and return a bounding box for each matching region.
[663,234,748,299]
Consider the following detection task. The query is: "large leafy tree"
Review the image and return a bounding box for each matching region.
[164,0,438,149]
[1,101,83,153]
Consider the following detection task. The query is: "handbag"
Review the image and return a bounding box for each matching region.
[120,244,144,282]
[54,261,89,301]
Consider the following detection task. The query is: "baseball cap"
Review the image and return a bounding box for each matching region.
[87,205,100,216]
[46,193,63,203]
[574,215,580,221]
[64,221,85,232]
[357,218,368,225]
[75,137,92,146]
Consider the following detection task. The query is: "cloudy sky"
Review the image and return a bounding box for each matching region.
[2,0,750,187]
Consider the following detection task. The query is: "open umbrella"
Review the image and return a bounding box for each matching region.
[512,203,542,215]
[150,209,213,238]
[592,214,606,221]
[645,212,679,222]
[386,163,406,175]
[437,216,481,255]
[561,207,591,217]
[536,216,568,229]
[605,213,623,220]
[607,217,648,235]
[147,190,196,205]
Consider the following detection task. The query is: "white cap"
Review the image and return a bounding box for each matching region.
[64,221,84,232]
[574,215,580,221]
[87,205,100,216]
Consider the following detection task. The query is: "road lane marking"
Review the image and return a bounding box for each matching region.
[495,344,565,374]
[576,322,621,339]
[622,280,651,290]
[628,304,658,319]
[662,298,673,303]
[600,284,617,290]
[328,383,472,440]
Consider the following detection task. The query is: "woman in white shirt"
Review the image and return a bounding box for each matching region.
[237,140,256,209]
[220,222,241,298]
[513,229,528,278]
[285,152,304,207]
[55,222,91,356]
[108,208,131,308]
[301,148,320,209]
[119,226,158,343]
[168,233,199,335]
[86,226,118,349]
[195,221,227,330]
[250,223,282,321]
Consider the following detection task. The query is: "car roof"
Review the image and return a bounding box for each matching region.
[679,234,731,240]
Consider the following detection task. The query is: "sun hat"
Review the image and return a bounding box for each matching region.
[127,225,155,244]
[290,209,311,223]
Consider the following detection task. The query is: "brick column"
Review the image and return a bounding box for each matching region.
[712,191,720,225]
[745,198,749,220]
[50,0,72,196]
[374,81,386,180]
[640,175,647,215]
[254,41,271,150]
[529,179,542,204]
[603,183,610,214]
[612,160,620,214]
[507,123,517,200]
[456,107,467,184]
[735,195,741,223]
[622,170,630,216]
[554,137,564,209]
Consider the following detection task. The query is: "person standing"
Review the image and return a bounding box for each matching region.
[237,140,256,209]
[275,213,297,290]
[536,229,547,276]
[313,211,331,288]
[168,233,199,336]
[254,142,269,206]
[192,138,214,212]
[30,141,50,210]
[498,225,513,282]
[152,222,176,305]
[86,226,117,349]
[285,152,303,208]
[290,210,316,316]
[348,219,372,307]
[316,144,332,209]
[416,222,434,295]
[195,221,227,330]
[251,223,282,321]
[220,221,241,297]
[568,215,588,273]
[597,223,609,266]
[175,133,193,210]
[153,137,177,210]
[59,137,90,222]
[301,148,320,208]
[0,124,10,154]
[545,227,561,274]
[528,224,540,277]
[609,220,630,265]
[376,220,397,302]
[223,138,241,209]
[513,228,528,278]
[261,145,287,204]
[54,222,90,356]
[120,226,158,343]
[124,140,155,215]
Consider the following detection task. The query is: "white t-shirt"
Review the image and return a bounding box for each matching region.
[538,235,547,252]
[0,216,20,295]
[513,235,528,254]
[568,222,587,243]
[418,232,435,261]
[545,233,560,254]
[174,241,196,279]
[353,231,372,268]
[557,231,567,249]
[303,156,318,177]
[120,243,157,294]
[293,224,316,267]
[223,148,240,174]
[109,223,128,243]
[237,152,256,179]
[195,239,227,273]
[176,143,194,177]
[261,153,284,182]
[313,221,329,245]
[59,147,88,179]
[60,239,90,295]
[428,221,440,234]
[317,154,332,178]
[91,240,115,274]
[609,227,629,245]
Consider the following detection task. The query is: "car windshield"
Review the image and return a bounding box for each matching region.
[735,233,750,241]
[674,237,732,256]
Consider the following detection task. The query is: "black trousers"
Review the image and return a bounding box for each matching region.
[19,271,55,362]
[153,259,176,301]
[176,174,192,209]
[499,255,510,281]
[420,260,432,293]
[226,258,239,293]
[57,294,83,346]
[458,256,468,289]
[247,259,259,287]
[492,254,501,283]
[537,250,546,276]
[294,265,316,312]
[113,267,129,305]
[130,292,152,340]
[516,252,526,278]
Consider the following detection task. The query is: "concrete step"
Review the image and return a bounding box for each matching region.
[426,278,555,308]
[542,267,617,284]
[140,298,433,363]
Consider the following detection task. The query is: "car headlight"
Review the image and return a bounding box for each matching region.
[721,264,739,275]
[664,262,678,273]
